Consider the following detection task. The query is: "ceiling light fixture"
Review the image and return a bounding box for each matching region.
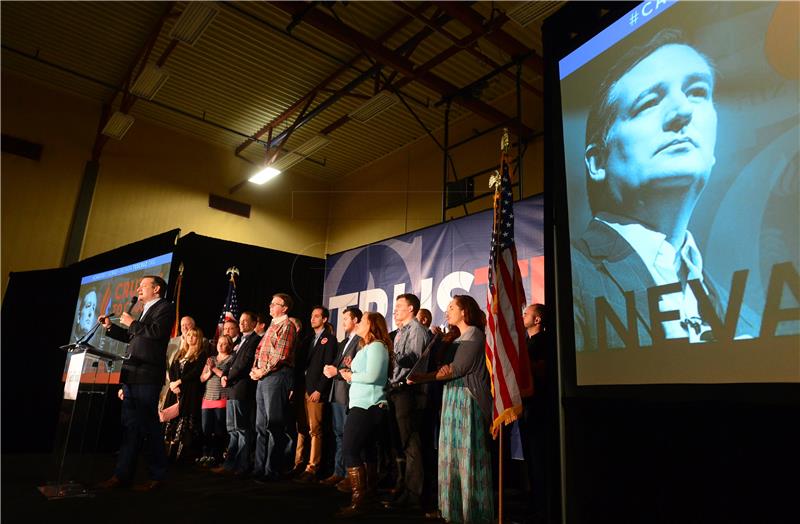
[169,3,219,46]
[348,91,398,123]
[130,63,170,100]
[248,166,281,185]
[293,134,331,157]
[101,111,135,140]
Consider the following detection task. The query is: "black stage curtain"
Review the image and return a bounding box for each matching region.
[172,232,325,340]
[2,267,79,452]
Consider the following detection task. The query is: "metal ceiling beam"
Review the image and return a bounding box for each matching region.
[268,1,530,133]
[431,2,544,77]
[235,11,416,156]
[91,2,177,161]
[394,1,542,96]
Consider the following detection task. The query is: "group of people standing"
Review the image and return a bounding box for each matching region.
[96,275,548,524]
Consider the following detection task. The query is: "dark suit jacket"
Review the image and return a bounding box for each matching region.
[106,299,175,385]
[224,331,261,401]
[298,329,337,397]
[328,334,361,404]
[571,219,756,351]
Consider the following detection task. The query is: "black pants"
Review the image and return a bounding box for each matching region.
[343,404,387,468]
[388,386,426,497]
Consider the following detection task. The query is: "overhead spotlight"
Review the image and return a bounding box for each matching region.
[169,2,219,46]
[130,63,170,100]
[101,111,135,140]
[348,91,398,123]
[248,166,281,185]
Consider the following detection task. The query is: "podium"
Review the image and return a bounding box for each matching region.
[37,343,122,499]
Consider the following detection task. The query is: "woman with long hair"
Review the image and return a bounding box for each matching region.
[329,311,392,518]
[163,326,206,462]
[412,295,493,523]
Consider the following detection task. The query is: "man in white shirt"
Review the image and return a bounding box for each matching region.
[572,30,754,351]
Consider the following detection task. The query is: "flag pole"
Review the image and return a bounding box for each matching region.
[499,423,504,524]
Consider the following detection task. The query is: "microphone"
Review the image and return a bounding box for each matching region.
[125,296,139,314]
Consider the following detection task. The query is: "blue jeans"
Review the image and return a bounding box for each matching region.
[332,402,348,477]
[114,383,167,481]
[253,367,292,478]
[201,407,227,458]
[223,399,252,473]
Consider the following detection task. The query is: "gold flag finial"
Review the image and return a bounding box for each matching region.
[489,170,502,191]
[226,266,239,281]
[500,128,510,153]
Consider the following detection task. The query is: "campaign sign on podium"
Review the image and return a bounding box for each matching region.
[38,343,122,499]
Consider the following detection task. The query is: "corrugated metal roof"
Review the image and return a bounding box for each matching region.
[1,1,548,185]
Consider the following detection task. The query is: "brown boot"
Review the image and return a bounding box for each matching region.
[336,476,352,493]
[364,462,378,500]
[336,466,367,518]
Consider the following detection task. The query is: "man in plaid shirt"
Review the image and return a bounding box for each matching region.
[249,292,297,481]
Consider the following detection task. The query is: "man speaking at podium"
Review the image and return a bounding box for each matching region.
[96,275,175,491]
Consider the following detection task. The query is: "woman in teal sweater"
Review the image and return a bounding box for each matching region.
[335,311,392,517]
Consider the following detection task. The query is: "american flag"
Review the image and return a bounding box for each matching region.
[216,267,240,339]
[485,129,533,437]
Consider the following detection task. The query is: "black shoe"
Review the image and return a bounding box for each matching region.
[384,491,422,510]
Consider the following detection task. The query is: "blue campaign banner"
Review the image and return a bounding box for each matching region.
[324,194,545,339]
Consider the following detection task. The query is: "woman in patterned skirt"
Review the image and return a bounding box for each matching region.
[412,294,494,523]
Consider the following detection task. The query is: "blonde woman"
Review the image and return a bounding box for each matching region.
[163,327,206,462]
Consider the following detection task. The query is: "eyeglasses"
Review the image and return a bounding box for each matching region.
[269,302,285,307]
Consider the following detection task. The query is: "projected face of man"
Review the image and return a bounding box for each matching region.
[588,44,717,220]
[79,290,97,333]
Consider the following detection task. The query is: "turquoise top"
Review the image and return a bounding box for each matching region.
[348,341,389,410]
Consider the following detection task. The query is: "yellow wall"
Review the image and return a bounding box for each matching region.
[325,87,544,254]
[1,73,330,297]
[2,73,545,298]
[1,73,97,295]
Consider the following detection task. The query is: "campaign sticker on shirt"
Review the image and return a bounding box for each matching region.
[321,338,328,344]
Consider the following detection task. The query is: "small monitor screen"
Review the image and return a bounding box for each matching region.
[69,253,173,357]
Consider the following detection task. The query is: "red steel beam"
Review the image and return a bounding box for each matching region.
[394,1,541,96]
[236,11,416,155]
[268,1,530,132]
[432,2,544,76]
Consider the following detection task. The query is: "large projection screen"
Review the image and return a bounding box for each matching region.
[556,1,798,385]
[69,252,173,360]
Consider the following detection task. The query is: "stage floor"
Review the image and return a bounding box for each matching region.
[1,453,531,524]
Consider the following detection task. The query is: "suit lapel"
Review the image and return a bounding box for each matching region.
[582,220,656,342]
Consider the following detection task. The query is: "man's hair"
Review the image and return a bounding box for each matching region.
[529,303,546,324]
[343,306,363,323]
[223,318,239,327]
[313,306,330,321]
[143,275,167,297]
[240,311,257,323]
[417,308,432,326]
[397,293,421,314]
[273,293,293,312]
[256,313,267,325]
[584,29,715,214]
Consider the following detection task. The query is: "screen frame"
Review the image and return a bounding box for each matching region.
[543,0,800,403]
